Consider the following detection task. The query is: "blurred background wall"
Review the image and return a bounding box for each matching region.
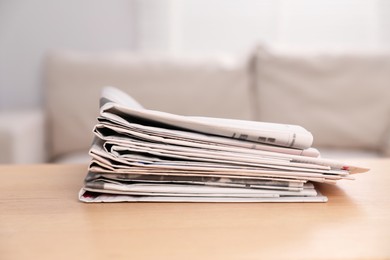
[0,0,136,110]
[1,0,390,111]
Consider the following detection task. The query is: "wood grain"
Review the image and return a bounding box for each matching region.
[1,159,389,260]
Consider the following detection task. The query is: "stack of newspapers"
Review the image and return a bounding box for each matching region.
[79,87,369,203]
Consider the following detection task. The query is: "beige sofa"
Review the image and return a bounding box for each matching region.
[1,46,390,163]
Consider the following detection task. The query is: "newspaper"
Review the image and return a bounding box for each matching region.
[79,189,328,203]
[100,87,314,149]
[79,86,370,203]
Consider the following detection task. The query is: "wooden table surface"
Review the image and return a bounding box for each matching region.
[1,159,389,260]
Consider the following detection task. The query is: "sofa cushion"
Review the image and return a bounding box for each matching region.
[254,47,390,152]
[45,51,253,160]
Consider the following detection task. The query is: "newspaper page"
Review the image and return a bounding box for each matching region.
[100,86,314,149]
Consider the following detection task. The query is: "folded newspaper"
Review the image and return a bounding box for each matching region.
[79,86,369,203]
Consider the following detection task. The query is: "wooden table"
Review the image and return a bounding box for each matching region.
[1,159,389,260]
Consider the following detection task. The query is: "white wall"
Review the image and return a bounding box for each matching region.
[134,0,280,56]
[378,0,390,45]
[276,0,383,51]
[177,0,279,56]
[134,0,390,56]
[133,0,176,53]
[0,0,135,110]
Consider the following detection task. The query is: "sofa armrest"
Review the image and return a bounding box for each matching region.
[0,109,47,163]
[380,119,390,157]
